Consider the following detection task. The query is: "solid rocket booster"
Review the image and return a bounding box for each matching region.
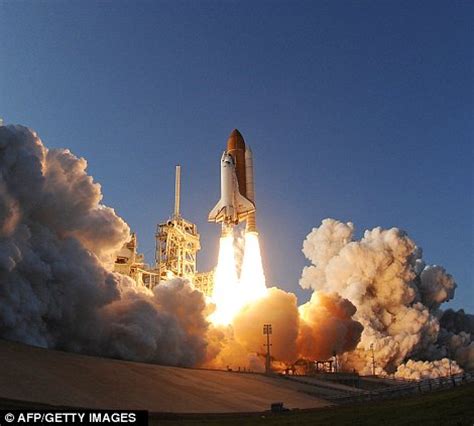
[245,146,257,233]
[208,129,257,233]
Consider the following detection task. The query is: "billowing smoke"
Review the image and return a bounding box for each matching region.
[395,358,462,380]
[98,279,209,365]
[300,218,473,377]
[0,125,209,366]
[298,291,363,360]
[206,287,362,371]
[232,287,300,363]
[204,325,267,372]
[437,309,474,371]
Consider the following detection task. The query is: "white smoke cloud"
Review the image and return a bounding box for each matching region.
[98,279,209,365]
[300,218,472,376]
[395,358,462,380]
[0,125,209,366]
[298,291,363,361]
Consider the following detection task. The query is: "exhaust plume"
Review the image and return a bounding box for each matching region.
[232,287,300,363]
[300,218,473,376]
[395,358,462,380]
[298,291,363,360]
[0,125,209,366]
[206,285,363,371]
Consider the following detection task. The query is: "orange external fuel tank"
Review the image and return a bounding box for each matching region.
[226,129,247,197]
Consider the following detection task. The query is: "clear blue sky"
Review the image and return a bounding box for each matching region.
[1,0,472,311]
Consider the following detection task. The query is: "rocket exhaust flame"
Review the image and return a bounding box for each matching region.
[239,232,267,305]
[209,235,240,326]
[209,232,268,326]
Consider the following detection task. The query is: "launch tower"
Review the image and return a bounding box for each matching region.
[155,165,200,281]
[115,164,214,295]
[154,166,214,295]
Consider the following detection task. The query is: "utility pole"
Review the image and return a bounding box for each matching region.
[263,324,272,375]
[370,343,376,376]
[448,348,452,377]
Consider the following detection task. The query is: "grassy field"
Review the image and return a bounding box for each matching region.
[150,382,474,426]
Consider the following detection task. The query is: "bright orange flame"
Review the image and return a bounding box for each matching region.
[210,231,267,326]
[209,235,240,325]
[239,232,267,306]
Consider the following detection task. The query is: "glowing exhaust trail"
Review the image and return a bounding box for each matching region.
[210,232,267,326]
[209,235,240,325]
[239,232,267,306]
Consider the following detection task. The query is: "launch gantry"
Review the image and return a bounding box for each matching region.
[155,166,201,281]
[156,219,200,280]
[155,166,214,295]
[114,165,214,296]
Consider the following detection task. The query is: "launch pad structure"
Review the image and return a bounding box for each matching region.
[114,165,214,296]
[114,233,158,287]
[155,165,200,281]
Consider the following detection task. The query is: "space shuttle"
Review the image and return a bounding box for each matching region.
[208,129,257,234]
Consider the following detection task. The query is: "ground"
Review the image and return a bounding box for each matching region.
[149,382,474,426]
[0,340,329,412]
[0,339,472,425]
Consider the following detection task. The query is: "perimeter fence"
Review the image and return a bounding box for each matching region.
[329,371,474,404]
[280,371,474,404]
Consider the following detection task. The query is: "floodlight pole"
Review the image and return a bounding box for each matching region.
[370,343,376,376]
[263,324,272,375]
[448,348,452,377]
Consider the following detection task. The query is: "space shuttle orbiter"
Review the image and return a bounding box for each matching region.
[208,129,257,235]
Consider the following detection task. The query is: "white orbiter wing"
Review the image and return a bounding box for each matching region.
[208,172,255,224]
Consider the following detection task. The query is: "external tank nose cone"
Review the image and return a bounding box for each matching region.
[227,129,246,151]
